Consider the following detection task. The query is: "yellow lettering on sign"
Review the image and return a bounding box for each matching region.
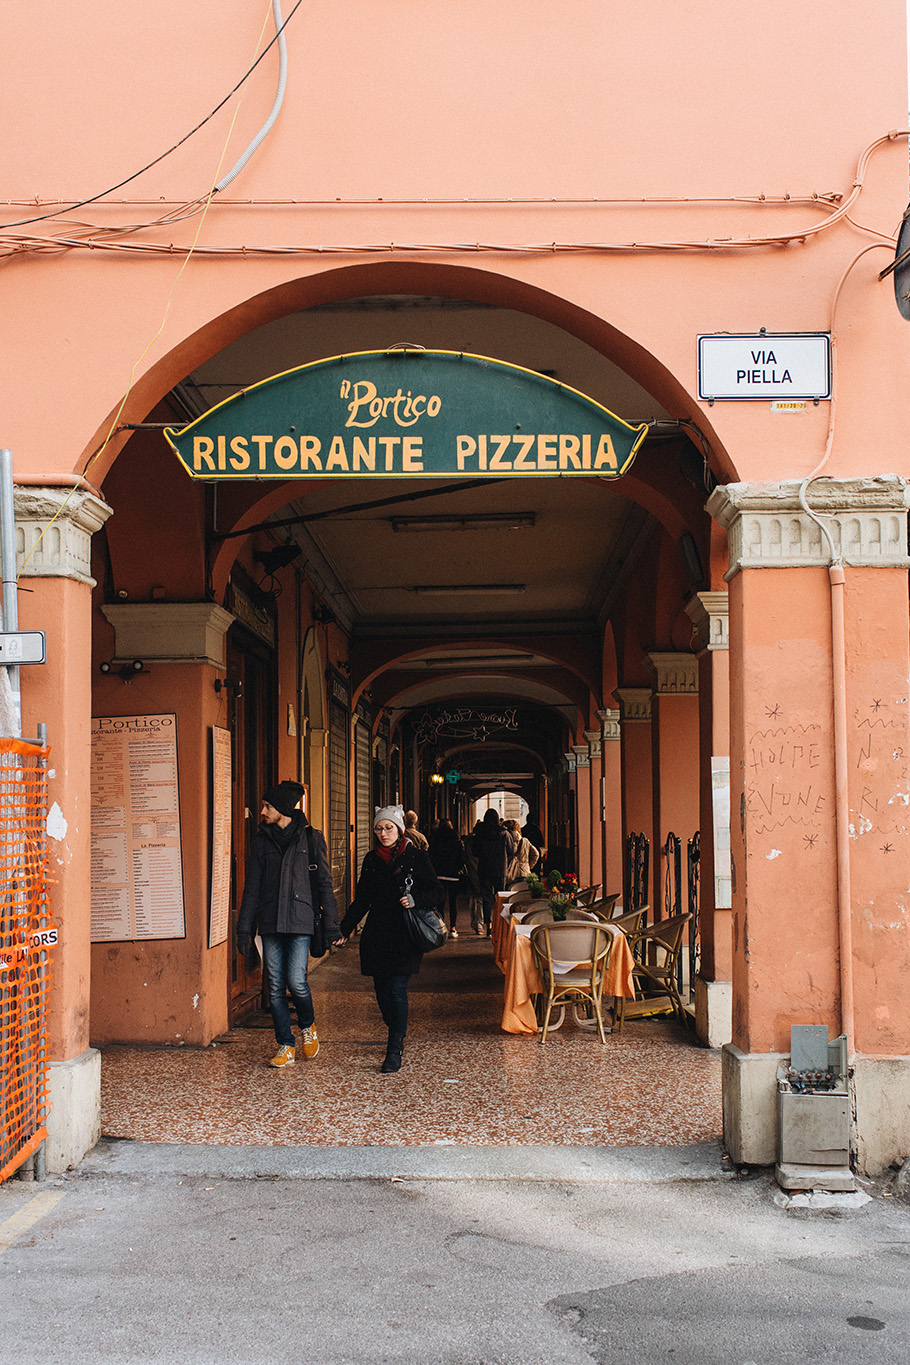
[512,434,535,471]
[193,437,215,471]
[489,435,512,471]
[582,434,592,469]
[274,436,298,471]
[353,437,376,471]
[229,436,250,470]
[456,436,476,470]
[378,436,400,471]
[593,434,617,471]
[217,435,227,471]
[325,437,350,472]
[252,435,273,471]
[537,435,557,470]
[300,437,322,470]
[478,435,488,471]
[559,435,581,470]
[402,436,424,472]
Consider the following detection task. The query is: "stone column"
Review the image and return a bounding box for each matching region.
[562,749,578,872]
[598,708,623,901]
[708,476,910,1174]
[685,590,732,1048]
[584,728,604,891]
[613,688,653,906]
[647,653,700,919]
[572,743,593,886]
[15,485,112,1172]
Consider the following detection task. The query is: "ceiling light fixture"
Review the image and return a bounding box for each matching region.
[410,584,526,596]
[390,513,536,533]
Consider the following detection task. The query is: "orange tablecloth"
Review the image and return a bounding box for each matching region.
[499,920,636,1036]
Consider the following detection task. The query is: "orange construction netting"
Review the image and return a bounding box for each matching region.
[0,739,53,1184]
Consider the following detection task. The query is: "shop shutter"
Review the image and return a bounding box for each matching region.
[354,718,372,876]
[328,697,350,900]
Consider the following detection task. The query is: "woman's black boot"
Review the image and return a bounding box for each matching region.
[381,1035,404,1073]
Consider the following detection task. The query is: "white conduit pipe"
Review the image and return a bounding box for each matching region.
[215,0,288,193]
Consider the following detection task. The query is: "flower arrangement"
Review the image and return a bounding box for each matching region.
[547,871,579,920]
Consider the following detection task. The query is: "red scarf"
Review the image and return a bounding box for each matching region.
[375,834,407,863]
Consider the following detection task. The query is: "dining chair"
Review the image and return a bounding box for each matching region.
[516,902,553,923]
[615,911,691,1030]
[609,905,648,942]
[587,892,622,920]
[575,883,601,907]
[530,921,615,1043]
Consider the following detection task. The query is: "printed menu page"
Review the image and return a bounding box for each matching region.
[90,714,186,942]
[209,726,232,948]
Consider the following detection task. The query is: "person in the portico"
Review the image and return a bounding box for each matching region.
[236,780,340,1068]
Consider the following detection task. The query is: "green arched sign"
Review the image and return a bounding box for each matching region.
[164,349,648,481]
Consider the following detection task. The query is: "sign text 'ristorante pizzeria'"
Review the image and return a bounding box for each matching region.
[165,350,648,480]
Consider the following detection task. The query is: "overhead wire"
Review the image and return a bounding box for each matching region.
[1,0,304,231]
[17,1,284,576]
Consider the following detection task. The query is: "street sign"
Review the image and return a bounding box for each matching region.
[0,631,46,664]
[697,333,831,401]
[446,770,461,784]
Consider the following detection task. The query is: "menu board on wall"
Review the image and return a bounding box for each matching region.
[209,726,232,949]
[90,714,186,942]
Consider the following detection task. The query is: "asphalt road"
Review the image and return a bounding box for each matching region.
[1,1142,908,1365]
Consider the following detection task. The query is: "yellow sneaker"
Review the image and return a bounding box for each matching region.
[300,1026,320,1059]
[269,1043,296,1068]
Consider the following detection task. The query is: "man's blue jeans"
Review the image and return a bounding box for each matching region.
[261,933,314,1045]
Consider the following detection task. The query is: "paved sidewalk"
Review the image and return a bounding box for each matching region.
[2,1140,909,1365]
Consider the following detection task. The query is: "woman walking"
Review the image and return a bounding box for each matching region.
[339,805,442,1073]
[504,818,539,887]
[473,807,510,935]
[428,818,465,937]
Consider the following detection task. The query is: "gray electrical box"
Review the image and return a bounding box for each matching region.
[776,1025,854,1191]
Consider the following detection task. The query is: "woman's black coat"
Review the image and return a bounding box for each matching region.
[340,839,441,977]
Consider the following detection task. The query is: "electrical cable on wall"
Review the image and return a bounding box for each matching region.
[1,0,303,231]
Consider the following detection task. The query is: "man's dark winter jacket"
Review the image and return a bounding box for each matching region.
[237,813,339,938]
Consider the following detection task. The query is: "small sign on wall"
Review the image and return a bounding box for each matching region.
[698,333,831,401]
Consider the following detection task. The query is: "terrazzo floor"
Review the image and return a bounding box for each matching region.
[99,934,723,1148]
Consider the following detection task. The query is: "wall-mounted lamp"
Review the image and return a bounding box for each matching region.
[429,772,445,786]
[100,659,148,682]
[214,677,243,699]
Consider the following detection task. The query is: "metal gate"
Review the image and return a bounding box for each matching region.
[0,737,53,1183]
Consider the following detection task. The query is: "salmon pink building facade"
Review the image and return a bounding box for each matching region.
[2,1,910,1174]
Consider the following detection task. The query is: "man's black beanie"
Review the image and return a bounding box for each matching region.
[263,780,305,817]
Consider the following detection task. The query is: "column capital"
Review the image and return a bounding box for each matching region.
[563,750,578,773]
[597,707,621,741]
[707,476,910,577]
[572,744,590,768]
[648,651,699,695]
[15,485,113,587]
[101,602,235,669]
[584,729,602,759]
[685,590,729,652]
[613,687,652,723]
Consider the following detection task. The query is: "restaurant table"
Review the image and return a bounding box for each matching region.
[499,914,636,1036]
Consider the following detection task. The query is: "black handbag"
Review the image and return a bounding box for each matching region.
[306,826,328,958]
[401,874,448,953]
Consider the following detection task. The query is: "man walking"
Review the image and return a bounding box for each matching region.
[236,780,340,1068]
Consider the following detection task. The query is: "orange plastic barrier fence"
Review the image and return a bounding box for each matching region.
[0,739,53,1184]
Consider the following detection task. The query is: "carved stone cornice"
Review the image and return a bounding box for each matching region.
[597,707,621,741]
[685,590,729,653]
[101,602,235,669]
[613,688,652,723]
[648,652,699,695]
[572,744,590,769]
[584,729,602,759]
[15,486,113,586]
[707,476,910,577]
